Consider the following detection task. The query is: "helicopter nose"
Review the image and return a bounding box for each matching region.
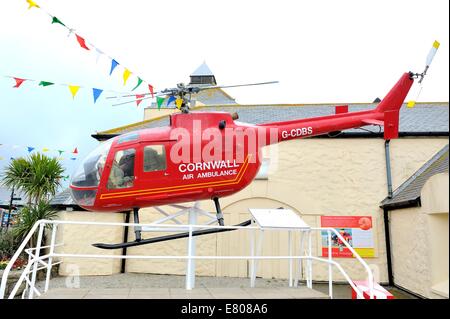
[69,186,97,207]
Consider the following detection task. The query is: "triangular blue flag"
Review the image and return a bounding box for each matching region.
[70,157,77,160]
[109,59,119,75]
[167,95,176,106]
[93,88,103,103]
[27,147,35,153]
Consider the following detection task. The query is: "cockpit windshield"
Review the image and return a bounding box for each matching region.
[70,138,114,187]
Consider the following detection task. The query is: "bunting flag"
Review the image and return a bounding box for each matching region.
[0,143,80,162]
[175,98,183,110]
[109,59,119,75]
[167,95,176,106]
[156,96,165,110]
[135,94,145,106]
[123,69,132,85]
[68,85,80,99]
[26,0,39,9]
[92,88,103,103]
[75,34,90,50]
[13,77,26,88]
[4,75,137,104]
[51,16,65,26]
[132,77,143,91]
[148,84,154,98]
[39,81,54,87]
[21,0,156,92]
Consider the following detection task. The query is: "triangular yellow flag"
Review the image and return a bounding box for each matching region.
[42,148,50,152]
[68,85,80,99]
[175,98,183,109]
[26,0,40,9]
[433,40,440,49]
[123,69,132,86]
[407,100,416,108]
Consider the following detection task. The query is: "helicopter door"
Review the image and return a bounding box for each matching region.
[107,148,136,189]
[139,144,169,188]
[143,145,167,173]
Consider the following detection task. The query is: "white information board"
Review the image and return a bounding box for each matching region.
[249,208,310,229]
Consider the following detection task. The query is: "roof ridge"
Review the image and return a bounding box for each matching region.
[389,144,449,199]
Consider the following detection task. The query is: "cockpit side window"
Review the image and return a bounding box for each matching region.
[143,145,167,172]
[107,148,136,189]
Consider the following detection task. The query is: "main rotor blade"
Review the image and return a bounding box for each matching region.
[112,94,164,106]
[198,81,279,91]
[107,90,164,99]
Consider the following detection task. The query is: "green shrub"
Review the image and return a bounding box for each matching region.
[0,230,21,261]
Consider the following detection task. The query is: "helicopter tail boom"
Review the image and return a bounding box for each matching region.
[257,72,414,142]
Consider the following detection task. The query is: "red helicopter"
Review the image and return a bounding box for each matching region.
[69,46,438,249]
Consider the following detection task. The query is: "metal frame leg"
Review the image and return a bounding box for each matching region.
[213,197,224,226]
[133,208,141,242]
[251,229,264,288]
[185,208,197,290]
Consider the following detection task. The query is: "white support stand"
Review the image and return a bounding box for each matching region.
[139,202,217,290]
[248,209,310,289]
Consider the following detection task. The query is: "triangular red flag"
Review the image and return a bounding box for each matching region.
[13,77,26,88]
[148,84,154,98]
[75,34,90,50]
[136,94,145,107]
[72,147,78,154]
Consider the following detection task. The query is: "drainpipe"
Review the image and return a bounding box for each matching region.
[385,140,393,198]
[383,208,394,286]
[383,140,394,286]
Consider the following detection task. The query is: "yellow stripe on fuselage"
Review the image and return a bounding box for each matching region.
[100,155,252,200]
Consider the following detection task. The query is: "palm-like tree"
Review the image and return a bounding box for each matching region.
[12,202,59,247]
[1,153,64,245]
[1,153,64,204]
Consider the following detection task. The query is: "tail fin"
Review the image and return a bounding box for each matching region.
[375,72,414,139]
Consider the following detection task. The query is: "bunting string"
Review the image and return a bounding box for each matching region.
[2,75,138,104]
[0,143,79,159]
[22,0,156,95]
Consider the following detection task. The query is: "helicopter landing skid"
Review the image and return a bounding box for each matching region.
[93,219,251,250]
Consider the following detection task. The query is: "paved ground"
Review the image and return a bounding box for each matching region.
[35,273,417,299]
[39,287,329,299]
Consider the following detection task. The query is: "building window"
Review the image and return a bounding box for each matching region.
[107,149,135,189]
[144,145,167,172]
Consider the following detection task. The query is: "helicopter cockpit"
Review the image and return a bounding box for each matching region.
[70,138,114,207]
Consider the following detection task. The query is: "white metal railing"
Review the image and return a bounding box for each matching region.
[0,219,374,299]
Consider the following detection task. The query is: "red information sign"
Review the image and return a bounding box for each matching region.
[321,216,375,258]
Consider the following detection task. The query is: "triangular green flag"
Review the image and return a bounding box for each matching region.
[132,77,143,91]
[39,81,54,87]
[58,150,64,155]
[156,96,165,110]
[51,16,66,26]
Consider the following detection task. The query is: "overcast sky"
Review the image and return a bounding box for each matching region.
[0,0,448,187]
